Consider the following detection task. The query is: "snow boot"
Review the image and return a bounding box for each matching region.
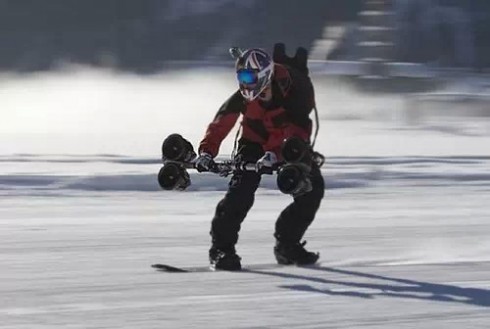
[274,240,319,265]
[209,246,242,271]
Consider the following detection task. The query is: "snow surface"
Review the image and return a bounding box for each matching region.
[1,69,490,328]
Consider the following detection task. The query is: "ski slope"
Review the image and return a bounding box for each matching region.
[1,69,490,328]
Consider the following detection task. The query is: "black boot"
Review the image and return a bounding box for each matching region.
[209,246,242,271]
[274,240,319,265]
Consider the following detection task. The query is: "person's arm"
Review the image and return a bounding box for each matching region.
[198,91,245,157]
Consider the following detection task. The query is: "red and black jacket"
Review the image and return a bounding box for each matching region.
[199,64,315,159]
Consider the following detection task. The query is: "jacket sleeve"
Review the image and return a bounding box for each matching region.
[198,91,245,157]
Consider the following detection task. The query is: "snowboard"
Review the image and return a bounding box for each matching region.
[151,262,319,273]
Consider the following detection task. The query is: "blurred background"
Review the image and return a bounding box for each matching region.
[1,0,490,156]
[1,0,490,71]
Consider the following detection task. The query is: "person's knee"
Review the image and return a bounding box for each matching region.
[312,182,325,201]
[297,172,324,203]
[293,182,323,216]
[311,168,325,198]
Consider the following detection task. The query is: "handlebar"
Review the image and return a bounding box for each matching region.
[179,160,281,176]
[159,158,310,194]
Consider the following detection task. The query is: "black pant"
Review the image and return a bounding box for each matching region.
[210,141,324,250]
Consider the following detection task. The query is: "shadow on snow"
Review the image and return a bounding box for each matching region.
[247,265,490,308]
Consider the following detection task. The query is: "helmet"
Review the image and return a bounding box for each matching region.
[235,48,274,101]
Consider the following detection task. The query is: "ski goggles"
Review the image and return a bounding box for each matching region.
[237,69,258,85]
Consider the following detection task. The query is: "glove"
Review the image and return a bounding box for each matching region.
[195,153,215,172]
[256,151,277,174]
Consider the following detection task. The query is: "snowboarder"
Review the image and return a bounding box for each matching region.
[196,45,324,270]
